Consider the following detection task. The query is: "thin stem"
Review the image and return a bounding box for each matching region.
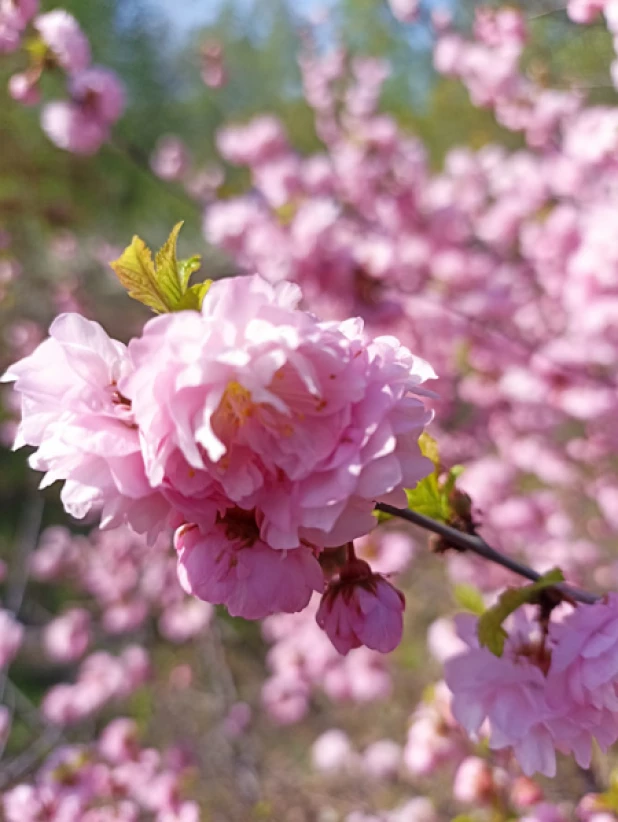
[375,502,599,605]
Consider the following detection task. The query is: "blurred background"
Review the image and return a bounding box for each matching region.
[2,1,618,819]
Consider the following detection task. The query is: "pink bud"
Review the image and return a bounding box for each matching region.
[316,559,405,655]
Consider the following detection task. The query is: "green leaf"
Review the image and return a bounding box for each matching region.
[442,464,465,497]
[477,568,565,656]
[454,584,485,616]
[110,235,172,314]
[153,221,184,305]
[174,280,212,311]
[178,255,202,290]
[419,431,440,466]
[405,473,449,521]
[110,223,206,313]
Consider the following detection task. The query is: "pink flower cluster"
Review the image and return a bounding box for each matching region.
[261,593,394,724]
[445,597,618,777]
[4,274,435,651]
[32,525,212,644]
[42,645,150,726]
[4,6,125,153]
[2,719,199,821]
[200,9,618,615]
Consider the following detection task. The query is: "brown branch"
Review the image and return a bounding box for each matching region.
[374,502,600,605]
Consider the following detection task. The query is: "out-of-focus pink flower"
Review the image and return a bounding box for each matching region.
[41,101,110,155]
[216,116,289,166]
[388,798,438,822]
[201,39,226,88]
[43,608,91,662]
[520,803,570,822]
[41,68,124,155]
[158,598,213,643]
[2,313,170,537]
[150,135,190,182]
[175,516,324,619]
[316,559,405,654]
[8,71,40,105]
[361,739,401,780]
[388,0,420,23]
[311,729,357,773]
[98,717,140,764]
[453,756,503,805]
[354,529,415,575]
[34,10,90,73]
[0,609,23,668]
[70,67,125,123]
[0,0,38,54]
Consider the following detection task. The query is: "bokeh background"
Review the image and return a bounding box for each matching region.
[2,1,618,820]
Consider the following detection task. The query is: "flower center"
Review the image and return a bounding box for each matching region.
[219,381,254,425]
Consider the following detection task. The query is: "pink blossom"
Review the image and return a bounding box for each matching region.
[8,71,40,105]
[0,609,24,668]
[216,116,288,166]
[316,559,405,654]
[388,0,419,23]
[43,608,91,662]
[98,718,140,764]
[361,739,401,780]
[2,313,170,537]
[34,10,91,73]
[311,729,357,773]
[445,613,559,776]
[453,756,503,804]
[150,135,190,181]
[354,529,415,575]
[122,274,435,551]
[175,516,324,619]
[547,594,618,714]
[158,598,213,643]
[70,67,125,124]
[0,0,38,54]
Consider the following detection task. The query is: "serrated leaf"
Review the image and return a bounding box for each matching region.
[111,223,206,314]
[110,235,172,314]
[174,280,212,311]
[454,584,485,615]
[406,473,449,521]
[477,568,565,656]
[178,255,202,290]
[153,221,184,305]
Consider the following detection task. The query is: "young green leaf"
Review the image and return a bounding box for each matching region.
[453,584,486,616]
[110,223,205,313]
[174,280,212,311]
[477,568,565,656]
[110,235,172,314]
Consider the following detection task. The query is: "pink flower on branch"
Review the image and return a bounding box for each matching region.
[175,514,324,620]
[122,274,435,552]
[1,313,170,538]
[34,10,91,74]
[316,556,405,654]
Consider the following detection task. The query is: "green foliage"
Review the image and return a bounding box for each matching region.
[453,584,485,616]
[110,223,209,313]
[477,569,565,656]
[403,433,464,522]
